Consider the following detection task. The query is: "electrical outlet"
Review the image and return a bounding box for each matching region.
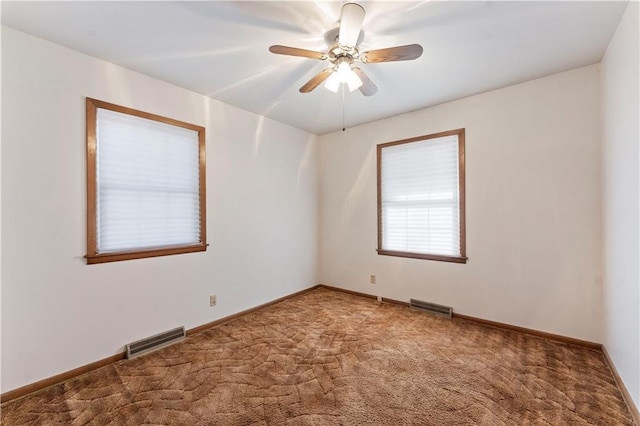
[209,295,217,307]
[370,275,376,284]
[377,296,382,302]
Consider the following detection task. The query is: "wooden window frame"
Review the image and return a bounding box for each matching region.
[376,128,467,264]
[85,98,207,264]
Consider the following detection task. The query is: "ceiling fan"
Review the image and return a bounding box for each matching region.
[269,3,423,96]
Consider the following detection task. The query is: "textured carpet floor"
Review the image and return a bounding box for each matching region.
[1,287,634,425]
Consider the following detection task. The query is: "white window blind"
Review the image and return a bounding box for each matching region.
[96,108,201,253]
[380,134,461,257]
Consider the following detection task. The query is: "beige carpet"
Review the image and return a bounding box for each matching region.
[1,287,634,425]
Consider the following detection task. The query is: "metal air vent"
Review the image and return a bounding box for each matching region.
[410,299,453,319]
[126,326,186,359]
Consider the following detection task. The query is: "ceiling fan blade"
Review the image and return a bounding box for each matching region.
[299,68,333,93]
[269,45,327,60]
[352,67,378,96]
[361,44,423,64]
[338,3,365,48]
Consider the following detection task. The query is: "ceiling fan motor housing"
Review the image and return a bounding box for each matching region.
[328,42,359,65]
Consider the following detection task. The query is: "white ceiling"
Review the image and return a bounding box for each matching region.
[1,1,627,135]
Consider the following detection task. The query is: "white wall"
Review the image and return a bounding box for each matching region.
[0,27,318,393]
[601,2,640,409]
[319,65,602,343]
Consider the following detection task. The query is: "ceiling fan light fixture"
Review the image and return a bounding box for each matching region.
[337,61,362,92]
[324,71,341,93]
[336,61,353,82]
[347,72,363,91]
[324,61,362,93]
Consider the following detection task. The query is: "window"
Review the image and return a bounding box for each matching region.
[86,98,206,264]
[377,129,466,263]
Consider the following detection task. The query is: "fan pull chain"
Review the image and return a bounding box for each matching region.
[342,83,346,132]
